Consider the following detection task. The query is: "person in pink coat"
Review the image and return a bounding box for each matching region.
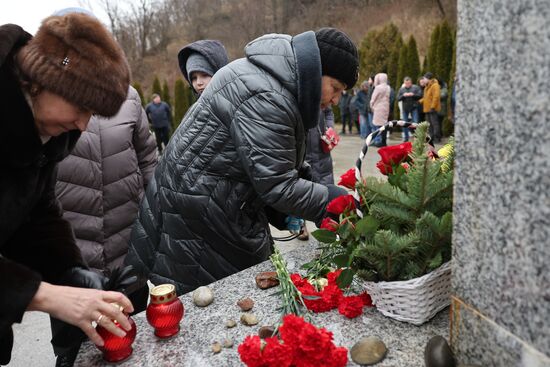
[370,73,391,146]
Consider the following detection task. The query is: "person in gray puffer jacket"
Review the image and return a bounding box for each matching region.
[56,86,157,277]
[126,28,359,295]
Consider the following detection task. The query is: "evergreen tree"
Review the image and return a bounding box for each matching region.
[406,36,421,83]
[421,57,428,77]
[436,20,454,85]
[358,23,401,82]
[426,24,441,74]
[387,36,403,90]
[173,79,186,131]
[132,82,145,107]
[152,75,162,98]
[162,80,171,107]
[396,42,409,91]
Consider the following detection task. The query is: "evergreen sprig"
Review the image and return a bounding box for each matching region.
[307,122,455,283]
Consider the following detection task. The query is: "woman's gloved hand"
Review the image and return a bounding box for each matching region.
[315,184,349,227]
[285,216,304,235]
[58,267,107,289]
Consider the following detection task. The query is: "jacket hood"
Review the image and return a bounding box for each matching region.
[245,31,322,130]
[178,40,229,89]
[374,73,388,86]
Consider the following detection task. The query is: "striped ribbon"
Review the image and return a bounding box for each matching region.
[353,120,418,217]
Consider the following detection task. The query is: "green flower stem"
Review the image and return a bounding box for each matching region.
[270,248,309,319]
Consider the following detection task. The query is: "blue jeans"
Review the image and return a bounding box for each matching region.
[367,112,381,144]
[402,108,419,141]
[359,114,368,139]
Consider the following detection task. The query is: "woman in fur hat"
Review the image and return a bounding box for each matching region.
[0,12,134,364]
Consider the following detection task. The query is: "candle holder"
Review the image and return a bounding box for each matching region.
[146,284,184,338]
[95,305,137,363]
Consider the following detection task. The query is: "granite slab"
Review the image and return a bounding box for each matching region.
[74,242,449,366]
[450,297,550,367]
[453,0,550,354]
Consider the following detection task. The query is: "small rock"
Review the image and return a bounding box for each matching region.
[225,319,237,328]
[223,338,234,348]
[255,271,279,289]
[240,313,259,326]
[237,297,254,311]
[193,286,214,307]
[350,336,387,365]
[258,326,275,339]
[211,342,222,354]
[425,336,456,367]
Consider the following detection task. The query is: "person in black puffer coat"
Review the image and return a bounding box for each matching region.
[126,28,359,295]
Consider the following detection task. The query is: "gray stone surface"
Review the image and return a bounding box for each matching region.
[8,133,447,366]
[74,242,449,367]
[453,0,550,359]
[451,298,550,367]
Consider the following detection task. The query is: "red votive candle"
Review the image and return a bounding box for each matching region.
[146,284,184,338]
[96,304,137,363]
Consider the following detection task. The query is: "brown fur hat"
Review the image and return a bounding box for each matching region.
[17,13,130,116]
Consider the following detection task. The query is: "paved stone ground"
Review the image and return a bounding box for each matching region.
[8,129,444,366]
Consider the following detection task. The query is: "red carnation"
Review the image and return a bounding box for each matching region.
[291,274,316,295]
[359,291,374,307]
[402,162,410,171]
[338,168,357,189]
[238,335,264,367]
[326,195,356,215]
[320,217,339,232]
[322,284,343,308]
[326,269,343,286]
[262,337,293,367]
[338,295,364,319]
[378,142,412,165]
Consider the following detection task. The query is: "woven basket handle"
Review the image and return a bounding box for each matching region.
[352,120,418,218]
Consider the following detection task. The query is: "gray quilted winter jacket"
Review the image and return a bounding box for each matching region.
[126,32,330,294]
[56,87,157,275]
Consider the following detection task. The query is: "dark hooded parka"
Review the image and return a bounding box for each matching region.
[127,32,331,295]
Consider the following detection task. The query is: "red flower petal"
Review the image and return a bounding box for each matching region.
[337,168,357,189]
[337,295,364,319]
[326,195,356,215]
[320,217,339,232]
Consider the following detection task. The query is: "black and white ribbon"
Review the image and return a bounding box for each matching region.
[353,120,418,217]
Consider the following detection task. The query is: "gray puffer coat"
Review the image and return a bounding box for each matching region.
[305,108,335,185]
[126,32,330,294]
[56,87,157,276]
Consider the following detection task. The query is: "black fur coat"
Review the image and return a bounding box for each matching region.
[0,24,84,365]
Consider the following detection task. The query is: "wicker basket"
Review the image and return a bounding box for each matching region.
[363,261,452,325]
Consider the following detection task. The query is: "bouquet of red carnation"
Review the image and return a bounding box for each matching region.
[290,270,373,318]
[238,314,348,367]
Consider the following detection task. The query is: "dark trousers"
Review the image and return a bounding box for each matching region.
[154,126,170,152]
[341,113,352,133]
[426,112,441,142]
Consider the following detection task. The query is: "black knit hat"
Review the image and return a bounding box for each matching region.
[315,28,359,89]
